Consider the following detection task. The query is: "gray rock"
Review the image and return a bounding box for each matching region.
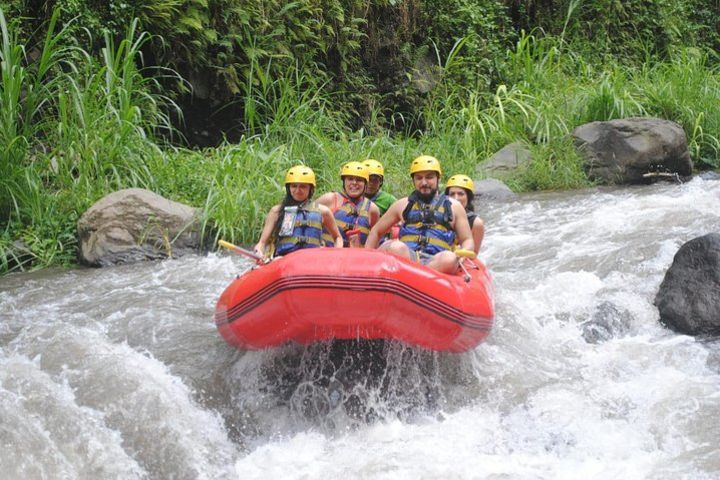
[698,171,720,181]
[582,302,633,344]
[573,118,692,185]
[655,233,720,336]
[472,178,517,203]
[477,141,532,177]
[77,188,202,267]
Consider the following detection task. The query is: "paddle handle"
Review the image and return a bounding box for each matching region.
[454,248,476,259]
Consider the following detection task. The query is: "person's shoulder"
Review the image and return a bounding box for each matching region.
[387,196,409,212]
[367,199,380,213]
[316,191,336,205]
[269,204,282,213]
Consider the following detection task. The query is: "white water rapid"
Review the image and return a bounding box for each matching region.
[2,177,720,479]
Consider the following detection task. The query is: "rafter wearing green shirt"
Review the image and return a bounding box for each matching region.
[363,159,397,215]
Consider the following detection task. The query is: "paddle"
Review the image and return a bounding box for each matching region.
[454,248,476,283]
[454,248,476,259]
[218,240,266,262]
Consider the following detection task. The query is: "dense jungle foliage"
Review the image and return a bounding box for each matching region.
[1,0,719,272]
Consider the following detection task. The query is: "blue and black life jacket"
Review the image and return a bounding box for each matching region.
[398,192,455,255]
[467,210,477,227]
[447,209,477,250]
[323,192,373,246]
[274,201,324,256]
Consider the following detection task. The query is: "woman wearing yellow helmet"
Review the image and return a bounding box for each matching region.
[317,161,380,247]
[254,165,343,262]
[445,174,484,254]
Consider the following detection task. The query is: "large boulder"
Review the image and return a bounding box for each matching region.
[477,141,532,178]
[654,233,720,336]
[77,188,203,267]
[572,118,693,184]
[472,178,517,203]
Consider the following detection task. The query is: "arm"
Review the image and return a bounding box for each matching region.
[368,203,381,229]
[320,205,344,248]
[316,191,336,210]
[471,217,485,254]
[365,198,406,249]
[253,205,281,258]
[450,201,474,253]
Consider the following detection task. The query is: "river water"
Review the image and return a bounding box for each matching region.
[2,177,720,479]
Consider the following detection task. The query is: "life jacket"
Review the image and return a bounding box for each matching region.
[323,192,373,246]
[449,209,476,249]
[274,201,324,256]
[467,211,477,227]
[398,192,455,255]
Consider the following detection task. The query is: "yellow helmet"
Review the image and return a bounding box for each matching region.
[284,165,316,186]
[363,159,385,177]
[340,161,369,182]
[409,155,442,176]
[446,174,474,191]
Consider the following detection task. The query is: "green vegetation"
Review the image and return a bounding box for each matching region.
[1,1,719,273]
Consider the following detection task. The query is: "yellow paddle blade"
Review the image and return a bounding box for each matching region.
[218,239,236,250]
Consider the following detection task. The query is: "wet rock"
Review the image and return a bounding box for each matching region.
[77,188,203,267]
[582,302,633,343]
[705,340,720,372]
[655,233,720,336]
[572,118,692,185]
[473,178,517,203]
[698,171,720,181]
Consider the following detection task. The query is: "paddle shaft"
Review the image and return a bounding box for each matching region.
[218,240,264,261]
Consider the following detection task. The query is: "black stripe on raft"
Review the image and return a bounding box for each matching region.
[215,275,492,331]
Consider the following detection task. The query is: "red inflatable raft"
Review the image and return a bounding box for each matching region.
[214,248,494,353]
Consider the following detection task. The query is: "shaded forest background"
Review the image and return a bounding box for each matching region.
[4,0,718,144]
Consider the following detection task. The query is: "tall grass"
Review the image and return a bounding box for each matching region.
[51,19,180,199]
[636,48,720,167]
[578,67,646,123]
[0,8,67,220]
[0,9,180,272]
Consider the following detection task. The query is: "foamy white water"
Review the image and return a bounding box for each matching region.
[2,177,720,479]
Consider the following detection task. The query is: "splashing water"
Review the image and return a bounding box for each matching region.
[2,178,720,479]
